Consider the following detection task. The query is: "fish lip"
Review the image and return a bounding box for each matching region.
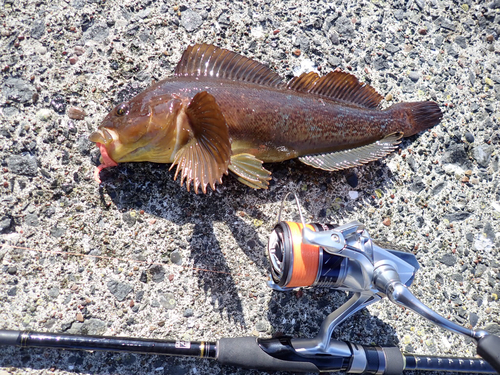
[89,128,114,144]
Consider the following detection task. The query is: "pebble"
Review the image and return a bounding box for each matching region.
[50,95,67,114]
[107,279,133,302]
[183,308,194,317]
[30,19,45,39]
[464,132,474,143]
[2,78,36,104]
[181,9,203,32]
[408,71,420,82]
[439,254,457,266]
[7,155,38,176]
[67,106,86,120]
[36,108,52,121]
[159,293,176,309]
[345,172,358,188]
[0,216,13,232]
[170,250,182,265]
[348,191,359,200]
[25,213,39,227]
[7,266,17,275]
[149,264,165,282]
[83,23,109,43]
[472,145,492,167]
[382,218,391,226]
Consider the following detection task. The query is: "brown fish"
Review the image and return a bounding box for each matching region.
[89,44,442,193]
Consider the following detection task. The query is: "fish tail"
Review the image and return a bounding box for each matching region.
[391,101,443,137]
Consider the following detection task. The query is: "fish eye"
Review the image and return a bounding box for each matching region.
[116,103,129,117]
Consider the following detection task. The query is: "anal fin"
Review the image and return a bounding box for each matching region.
[298,133,403,172]
[228,153,272,189]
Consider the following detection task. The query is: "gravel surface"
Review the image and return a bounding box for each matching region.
[1,0,500,374]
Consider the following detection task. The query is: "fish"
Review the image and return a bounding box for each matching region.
[89,44,442,193]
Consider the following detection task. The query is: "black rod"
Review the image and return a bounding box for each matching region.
[404,353,496,374]
[0,330,217,359]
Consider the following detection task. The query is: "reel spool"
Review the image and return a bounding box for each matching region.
[268,222,346,289]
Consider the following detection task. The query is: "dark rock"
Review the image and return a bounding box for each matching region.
[455,35,467,48]
[2,78,36,104]
[410,176,425,193]
[149,264,165,282]
[439,254,456,266]
[181,9,203,32]
[472,144,492,167]
[50,225,66,238]
[345,172,358,188]
[50,95,67,114]
[469,312,479,327]
[135,290,144,302]
[484,222,495,242]
[385,43,400,54]
[431,182,446,195]
[7,266,17,275]
[335,16,355,38]
[25,213,39,227]
[0,216,13,232]
[30,19,45,39]
[466,232,474,242]
[170,250,182,265]
[444,211,471,222]
[451,273,463,282]
[465,132,474,143]
[7,286,17,296]
[139,271,148,283]
[373,57,389,70]
[408,71,420,82]
[107,279,133,301]
[7,155,38,176]
[440,144,470,167]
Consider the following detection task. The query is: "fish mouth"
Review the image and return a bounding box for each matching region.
[89,128,114,144]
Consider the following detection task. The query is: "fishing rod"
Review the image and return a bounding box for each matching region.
[1,194,500,374]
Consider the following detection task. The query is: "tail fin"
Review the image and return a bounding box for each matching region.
[392,101,443,137]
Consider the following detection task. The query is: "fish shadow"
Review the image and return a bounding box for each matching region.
[97,151,405,326]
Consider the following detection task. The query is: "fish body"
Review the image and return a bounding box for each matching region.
[90,44,442,193]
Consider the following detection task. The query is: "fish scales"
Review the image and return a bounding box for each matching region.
[90,44,443,193]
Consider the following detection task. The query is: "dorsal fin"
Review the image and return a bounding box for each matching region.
[175,44,284,88]
[287,71,383,109]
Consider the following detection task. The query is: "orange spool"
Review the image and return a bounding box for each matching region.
[285,222,320,288]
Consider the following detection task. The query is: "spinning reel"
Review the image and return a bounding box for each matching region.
[266,193,500,373]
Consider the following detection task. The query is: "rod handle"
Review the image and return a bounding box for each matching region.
[0,330,20,346]
[218,337,321,372]
[477,334,500,374]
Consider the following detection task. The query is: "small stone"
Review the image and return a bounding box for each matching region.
[255,321,268,332]
[443,212,471,222]
[36,108,52,121]
[348,191,359,200]
[67,106,86,120]
[51,95,67,114]
[122,212,136,227]
[385,93,393,101]
[7,155,38,176]
[7,266,17,275]
[25,213,39,227]
[183,308,194,317]
[149,264,165,282]
[0,216,13,232]
[345,172,358,188]
[408,71,420,82]
[472,145,492,168]
[2,78,36,104]
[83,23,109,42]
[74,46,85,56]
[107,279,133,302]
[455,35,467,48]
[50,225,66,238]
[469,312,479,327]
[293,49,301,56]
[69,56,78,65]
[7,286,17,296]
[382,218,391,226]
[30,19,45,39]
[159,293,176,309]
[181,9,203,32]
[170,250,182,265]
[439,254,457,266]
[76,312,84,322]
[76,136,92,155]
[464,132,474,143]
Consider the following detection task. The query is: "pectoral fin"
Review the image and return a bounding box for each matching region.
[298,133,403,171]
[170,91,231,194]
[228,153,272,189]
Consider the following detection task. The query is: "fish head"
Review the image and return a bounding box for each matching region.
[89,94,190,167]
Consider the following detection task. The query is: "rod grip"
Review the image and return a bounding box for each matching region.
[477,334,500,374]
[0,330,21,346]
[218,337,320,372]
